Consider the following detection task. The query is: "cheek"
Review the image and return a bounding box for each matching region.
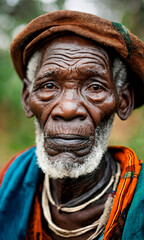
[29,94,46,120]
[29,94,57,127]
[102,95,117,118]
[85,94,117,126]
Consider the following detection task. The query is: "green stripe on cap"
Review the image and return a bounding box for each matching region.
[112,22,132,60]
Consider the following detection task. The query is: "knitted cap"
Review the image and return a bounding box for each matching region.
[10,10,144,108]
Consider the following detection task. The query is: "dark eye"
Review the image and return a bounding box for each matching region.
[42,83,57,90]
[88,84,101,91]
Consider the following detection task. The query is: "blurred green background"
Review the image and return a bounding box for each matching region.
[0,0,144,168]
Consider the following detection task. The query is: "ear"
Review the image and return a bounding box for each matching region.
[117,83,134,120]
[21,78,34,118]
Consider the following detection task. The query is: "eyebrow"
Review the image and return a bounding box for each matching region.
[86,68,101,75]
[36,64,108,82]
[36,70,56,81]
[81,67,107,77]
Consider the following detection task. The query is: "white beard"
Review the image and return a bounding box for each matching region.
[35,116,114,179]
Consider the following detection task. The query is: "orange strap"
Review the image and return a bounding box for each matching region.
[103,146,142,240]
[26,184,52,240]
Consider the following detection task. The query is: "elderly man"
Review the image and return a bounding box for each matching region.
[0,10,144,240]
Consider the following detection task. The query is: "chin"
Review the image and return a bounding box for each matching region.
[34,116,114,179]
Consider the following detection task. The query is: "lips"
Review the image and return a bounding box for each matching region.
[45,134,90,152]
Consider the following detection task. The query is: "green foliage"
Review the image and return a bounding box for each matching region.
[0,51,22,108]
[128,110,144,160]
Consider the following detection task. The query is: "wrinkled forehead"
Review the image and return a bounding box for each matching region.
[40,35,112,68]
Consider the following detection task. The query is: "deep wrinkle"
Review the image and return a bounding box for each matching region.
[41,46,109,63]
[39,53,108,70]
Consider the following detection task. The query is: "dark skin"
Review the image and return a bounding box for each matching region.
[22,35,134,239]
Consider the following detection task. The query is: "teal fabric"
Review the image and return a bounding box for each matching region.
[98,233,104,240]
[122,163,144,240]
[0,147,40,240]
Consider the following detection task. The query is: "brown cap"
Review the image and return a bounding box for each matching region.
[10,10,144,108]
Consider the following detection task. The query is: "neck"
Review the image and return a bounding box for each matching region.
[50,152,111,206]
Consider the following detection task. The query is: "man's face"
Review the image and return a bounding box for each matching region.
[28,35,117,178]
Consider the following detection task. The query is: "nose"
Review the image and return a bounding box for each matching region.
[51,91,87,121]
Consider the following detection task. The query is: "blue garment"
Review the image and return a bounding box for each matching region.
[99,233,104,240]
[0,147,40,240]
[0,147,144,240]
[122,163,144,240]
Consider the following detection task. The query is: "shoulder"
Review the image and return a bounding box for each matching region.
[0,146,40,240]
[0,146,37,186]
